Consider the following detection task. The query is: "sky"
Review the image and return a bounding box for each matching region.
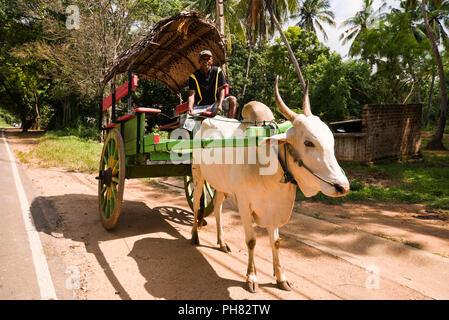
[289,0,400,58]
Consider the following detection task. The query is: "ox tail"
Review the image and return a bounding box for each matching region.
[197,193,206,229]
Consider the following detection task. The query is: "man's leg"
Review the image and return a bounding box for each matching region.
[222,96,237,119]
[227,96,237,119]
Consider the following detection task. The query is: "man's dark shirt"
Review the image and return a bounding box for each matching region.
[189,66,225,106]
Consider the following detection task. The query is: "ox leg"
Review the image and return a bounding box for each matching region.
[191,166,205,246]
[214,191,231,253]
[238,202,258,293]
[267,226,291,291]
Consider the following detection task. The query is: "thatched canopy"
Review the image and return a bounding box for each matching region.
[102,11,226,93]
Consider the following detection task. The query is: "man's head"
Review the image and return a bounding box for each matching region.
[199,50,213,73]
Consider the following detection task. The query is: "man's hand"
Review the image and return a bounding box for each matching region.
[216,103,223,114]
[188,90,195,116]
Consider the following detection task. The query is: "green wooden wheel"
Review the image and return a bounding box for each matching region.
[98,129,126,230]
[184,175,215,218]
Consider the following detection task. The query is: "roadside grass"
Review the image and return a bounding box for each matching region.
[16,127,449,212]
[297,133,449,212]
[0,117,13,127]
[17,130,102,173]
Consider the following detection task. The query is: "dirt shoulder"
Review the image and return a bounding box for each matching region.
[5,129,449,300]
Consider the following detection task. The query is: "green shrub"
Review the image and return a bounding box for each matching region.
[20,131,102,173]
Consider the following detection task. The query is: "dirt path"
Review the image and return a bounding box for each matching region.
[5,130,449,300]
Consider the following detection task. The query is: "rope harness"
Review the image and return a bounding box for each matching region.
[278,144,347,193]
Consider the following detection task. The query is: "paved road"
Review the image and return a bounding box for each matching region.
[0,129,70,300]
[0,129,43,299]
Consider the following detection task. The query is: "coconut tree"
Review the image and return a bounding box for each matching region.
[421,0,447,149]
[295,0,336,41]
[185,0,245,49]
[403,0,449,48]
[265,0,306,89]
[401,0,448,127]
[339,0,387,56]
[189,0,305,88]
[402,0,448,148]
[236,0,275,99]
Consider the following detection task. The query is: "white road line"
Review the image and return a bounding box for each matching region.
[1,131,57,300]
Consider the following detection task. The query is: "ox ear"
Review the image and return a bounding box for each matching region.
[259,133,289,146]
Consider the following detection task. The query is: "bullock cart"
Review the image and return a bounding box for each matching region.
[97,11,293,229]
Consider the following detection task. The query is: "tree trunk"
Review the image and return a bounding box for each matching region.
[422,0,447,150]
[21,114,27,133]
[216,0,225,41]
[216,0,228,77]
[63,95,72,125]
[266,0,306,90]
[425,71,436,127]
[241,43,253,100]
[34,90,41,130]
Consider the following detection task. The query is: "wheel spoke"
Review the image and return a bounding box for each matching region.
[103,154,108,168]
[202,185,208,207]
[113,142,118,158]
[112,159,120,175]
[102,196,107,212]
[186,177,193,195]
[105,199,110,218]
[109,198,115,215]
[107,141,112,159]
[110,160,118,174]
[206,183,214,198]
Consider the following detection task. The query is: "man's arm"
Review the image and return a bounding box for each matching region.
[188,90,195,115]
[216,86,225,113]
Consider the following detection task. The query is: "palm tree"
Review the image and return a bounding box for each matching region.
[339,0,387,55]
[236,0,275,99]
[420,0,447,149]
[267,0,307,88]
[223,0,306,95]
[190,0,305,88]
[404,0,449,47]
[402,0,448,149]
[295,0,336,41]
[185,0,245,49]
[401,0,448,127]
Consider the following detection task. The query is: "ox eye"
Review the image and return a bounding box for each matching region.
[304,140,315,147]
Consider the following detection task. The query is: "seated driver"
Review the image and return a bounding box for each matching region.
[181,50,237,132]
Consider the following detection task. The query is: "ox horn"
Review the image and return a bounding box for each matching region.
[302,80,312,117]
[274,75,298,122]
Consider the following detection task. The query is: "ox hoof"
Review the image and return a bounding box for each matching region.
[246,280,259,293]
[191,232,200,246]
[276,280,292,291]
[219,243,231,253]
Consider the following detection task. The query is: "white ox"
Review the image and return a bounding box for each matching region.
[190,77,350,292]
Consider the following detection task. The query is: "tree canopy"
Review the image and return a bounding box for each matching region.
[0,0,447,146]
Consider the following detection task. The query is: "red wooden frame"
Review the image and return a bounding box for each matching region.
[102,75,138,111]
[133,107,161,114]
